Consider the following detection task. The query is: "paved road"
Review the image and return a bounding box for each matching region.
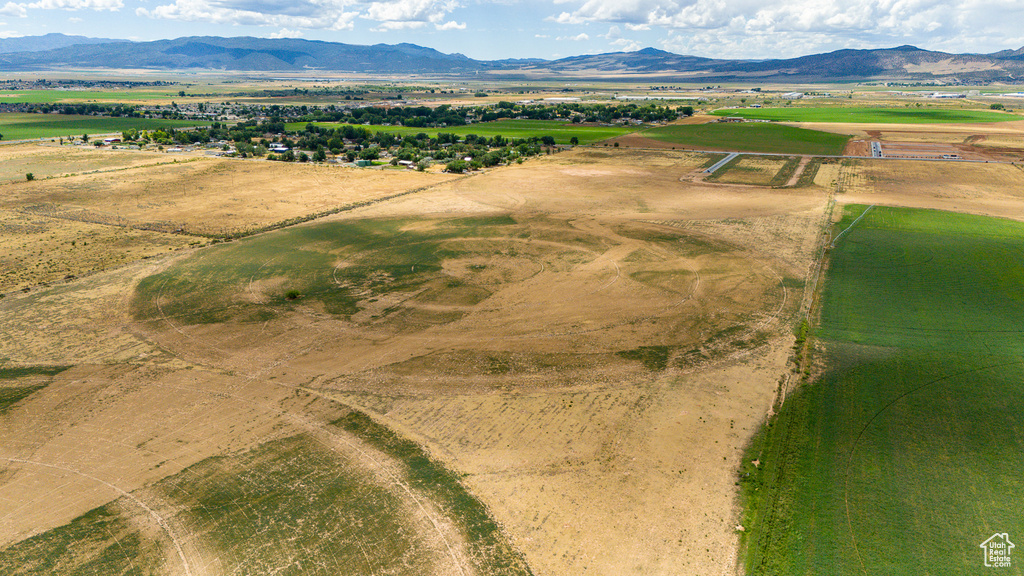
[704,152,739,173]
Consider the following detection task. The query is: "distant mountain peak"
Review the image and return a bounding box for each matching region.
[636,47,675,56]
[1,35,1022,81]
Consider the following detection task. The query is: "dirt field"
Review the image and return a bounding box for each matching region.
[1,146,834,575]
[836,159,1024,222]
[807,120,1024,161]
[0,142,173,183]
[710,156,792,186]
[0,143,459,295]
[0,146,457,236]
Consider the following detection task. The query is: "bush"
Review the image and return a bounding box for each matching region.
[285,289,302,300]
[25,173,34,181]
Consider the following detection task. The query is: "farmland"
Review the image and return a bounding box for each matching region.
[2,83,1024,576]
[0,143,825,576]
[286,119,638,145]
[0,113,209,140]
[633,122,851,155]
[741,205,1024,575]
[711,106,1017,124]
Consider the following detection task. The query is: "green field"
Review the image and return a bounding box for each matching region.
[0,89,183,104]
[0,113,210,141]
[285,119,637,145]
[741,206,1024,575]
[711,106,1016,124]
[135,216,513,327]
[641,122,850,155]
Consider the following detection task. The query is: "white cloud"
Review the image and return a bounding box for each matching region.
[0,28,21,36]
[26,0,122,9]
[364,0,460,30]
[138,0,358,30]
[610,37,642,51]
[67,15,81,20]
[545,0,1024,57]
[0,2,27,16]
[435,19,465,29]
[534,33,549,38]
[556,32,589,40]
[269,27,303,37]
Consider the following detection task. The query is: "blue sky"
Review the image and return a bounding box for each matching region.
[2,0,1024,61]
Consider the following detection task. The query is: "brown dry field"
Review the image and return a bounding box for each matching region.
[0,143,175,183]
[0,143,457,236]
[710,157,790,186]
[835,158,1024,222]
[802,120,1024,161]
[0,142,458,295]
[8,143,1018,575]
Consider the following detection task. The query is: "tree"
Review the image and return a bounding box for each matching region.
[445,159,470,173]
[991,103,1005,110]
[569,136,579,145]
[81,133,89,143]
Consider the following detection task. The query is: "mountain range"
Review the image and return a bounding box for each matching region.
[1,34,1023,82]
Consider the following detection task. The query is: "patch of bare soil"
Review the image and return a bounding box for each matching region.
[0,156,457,235]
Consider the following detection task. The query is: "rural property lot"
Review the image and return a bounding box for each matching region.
[742,206,1024,575]
[0,113,210,141]
[617,122,851,155]
[710,106,1017,124]
[0,146,826,576]
[2,113,1024,576]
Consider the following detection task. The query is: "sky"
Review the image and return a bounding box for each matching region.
[2,0,1024,61]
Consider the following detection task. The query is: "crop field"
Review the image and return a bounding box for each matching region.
[711,106,1017,124]
[0,89,186,105]
[635,122,851,155]
[286,119,637,145]
[0,113,210,141]
[741,205,1024,575]
[0,144,836,576]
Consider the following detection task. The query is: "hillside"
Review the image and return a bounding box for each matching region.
[2,34,1023,81]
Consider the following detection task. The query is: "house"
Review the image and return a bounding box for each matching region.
[781,92,804,99]
[980,533,1014,568]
